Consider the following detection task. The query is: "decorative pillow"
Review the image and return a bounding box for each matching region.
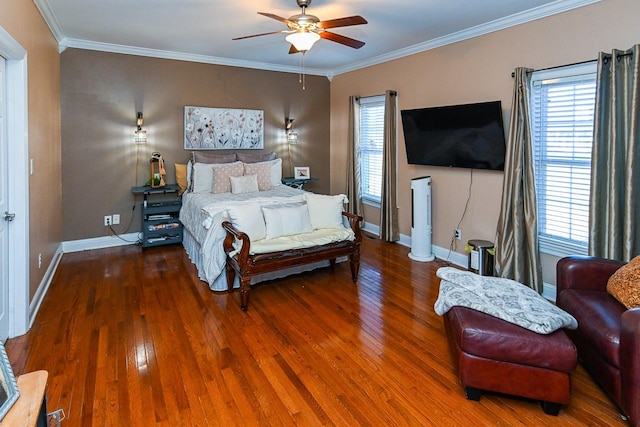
[270,158,283,187]
[230,174,259,194]
[191,163,215,193]
[191,152,237,164]
[243,162,274,191]
[175,163,188,195]
[607,255,640,309]
[237,151,277,163]
[261,202,313,239]
[212,161,244,194]
[246,158,282,187]
[304,193,347,229]
[227,203,266,241]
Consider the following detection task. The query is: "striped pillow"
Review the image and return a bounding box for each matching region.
[230,175,259,194]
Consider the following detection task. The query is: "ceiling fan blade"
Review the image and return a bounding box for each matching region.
[320,31,365,49]
[318,16,367,29]
[232,30,284,41]
[258,12,296,26]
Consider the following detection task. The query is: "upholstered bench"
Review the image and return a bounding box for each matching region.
[443,306,578,415]
[222,211,362,311]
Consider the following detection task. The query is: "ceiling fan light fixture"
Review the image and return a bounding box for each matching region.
[286,31,320,52]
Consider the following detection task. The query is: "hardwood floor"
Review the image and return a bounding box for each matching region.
[6,235,627,426]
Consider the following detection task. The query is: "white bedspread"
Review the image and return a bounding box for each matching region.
[179,186,306,289]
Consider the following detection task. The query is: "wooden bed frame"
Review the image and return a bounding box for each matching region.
[222,211,363,310]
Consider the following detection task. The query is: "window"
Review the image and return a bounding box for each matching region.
[530,63,597,257]
[359,95,385,204]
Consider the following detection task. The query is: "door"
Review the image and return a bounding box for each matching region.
[0,57,9,341]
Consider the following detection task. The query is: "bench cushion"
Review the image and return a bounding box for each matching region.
[249,227,354,255]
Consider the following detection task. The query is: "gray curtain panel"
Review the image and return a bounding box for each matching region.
[380,90,399,242]
[346,96,363,218]
[494,67,543,292]
[590,45,640,262]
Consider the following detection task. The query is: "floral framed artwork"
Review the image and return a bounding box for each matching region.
[0,342,19,421]
[294,166,310,180]
[184,106,264,150]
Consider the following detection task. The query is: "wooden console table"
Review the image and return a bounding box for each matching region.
[2,370,48,426]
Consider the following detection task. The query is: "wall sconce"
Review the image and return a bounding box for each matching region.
[134,112,147,144]
[285,118,298,144]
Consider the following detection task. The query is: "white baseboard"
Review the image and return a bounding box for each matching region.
[26,233,139,330]
[365,222,557,299]
[363,222,468,268]
[61,232,140,253]
[29,244,64,329]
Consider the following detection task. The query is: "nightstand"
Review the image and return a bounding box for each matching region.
[131,184,183,248]
[281,177,318,190]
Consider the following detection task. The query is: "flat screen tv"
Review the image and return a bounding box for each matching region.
[401,100,506,171]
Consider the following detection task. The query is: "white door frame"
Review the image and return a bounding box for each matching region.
[0,26,30,338]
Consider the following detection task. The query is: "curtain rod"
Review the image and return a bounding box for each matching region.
[510,52,633,77]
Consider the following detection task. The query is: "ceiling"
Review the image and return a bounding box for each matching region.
[35,0,599,77]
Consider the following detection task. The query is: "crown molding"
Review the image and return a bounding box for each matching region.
[36,0,601,78]
[59,37,328,76]
[329,0,602,76]
[33,0,65,48]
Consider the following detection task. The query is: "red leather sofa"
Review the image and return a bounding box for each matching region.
[556,256,640,426]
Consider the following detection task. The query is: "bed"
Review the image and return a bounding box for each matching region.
[179,152,350,292]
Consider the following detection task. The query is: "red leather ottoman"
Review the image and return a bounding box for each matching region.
[444,306,578,415]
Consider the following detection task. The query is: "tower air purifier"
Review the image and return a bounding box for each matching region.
[409,176,435,262]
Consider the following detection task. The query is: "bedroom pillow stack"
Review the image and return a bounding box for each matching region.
[225,193,349,242]
[212,162,244,194]
[188,152,282,194]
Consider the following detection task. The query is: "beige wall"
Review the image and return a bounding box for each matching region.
[0,1,62,300]
[61,49,330,241]
[330,0,640,286]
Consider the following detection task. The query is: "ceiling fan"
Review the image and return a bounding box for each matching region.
[233,0,367,54]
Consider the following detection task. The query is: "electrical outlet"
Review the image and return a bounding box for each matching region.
[454,229,462,240]
[104,215,112,226]
[112,214,120,225]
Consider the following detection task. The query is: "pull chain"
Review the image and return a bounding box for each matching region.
[298,52,307,90]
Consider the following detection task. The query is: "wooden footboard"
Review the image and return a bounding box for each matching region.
[222,211,363,310]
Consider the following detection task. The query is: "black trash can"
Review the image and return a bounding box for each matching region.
[467,239,494,276]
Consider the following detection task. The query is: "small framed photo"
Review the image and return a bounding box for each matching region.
[0,342,19,421]
[294,167,310,180]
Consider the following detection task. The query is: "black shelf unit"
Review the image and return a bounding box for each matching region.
[131,184,183,248]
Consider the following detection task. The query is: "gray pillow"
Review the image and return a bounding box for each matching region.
[236,152,277,163]
[191,152,237,164]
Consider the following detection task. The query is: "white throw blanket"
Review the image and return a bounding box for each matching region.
[434,267,577,334]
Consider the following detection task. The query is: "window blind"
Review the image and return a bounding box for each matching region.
[530,65,596,257]
[359,96,385,203]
